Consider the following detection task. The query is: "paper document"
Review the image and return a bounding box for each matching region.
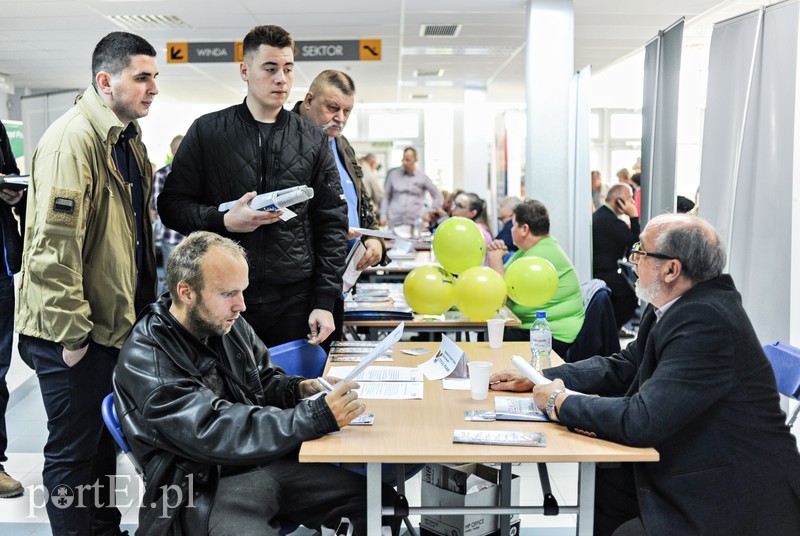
[0,174,29,191]
[419,335,468,380]
[327,366,422,382]
[217,185,313,221]
[352,226,424,242]
[442,378,471,390]
[337,322,404,383]
[342,241,366,294]
[355,382,424,399]
[511,355,583,395]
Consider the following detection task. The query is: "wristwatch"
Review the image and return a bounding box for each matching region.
[545,390,565,422]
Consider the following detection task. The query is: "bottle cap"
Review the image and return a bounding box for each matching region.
[536,310,546,319]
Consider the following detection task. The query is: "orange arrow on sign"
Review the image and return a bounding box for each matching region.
[167,42,188,63]
[359,39,382,61]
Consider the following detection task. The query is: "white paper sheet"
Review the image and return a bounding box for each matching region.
[354,382,424,399]
[419,335,468,380]
[327,366,422,382]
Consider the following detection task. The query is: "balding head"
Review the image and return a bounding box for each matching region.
[646,214,726,284]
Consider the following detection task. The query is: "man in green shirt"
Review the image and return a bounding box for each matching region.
[487,199,584,356]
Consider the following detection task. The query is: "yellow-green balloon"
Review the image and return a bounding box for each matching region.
[504,256,559,307]
[403,266,455,315]
[432,216,486,275]
[453,266,507,321]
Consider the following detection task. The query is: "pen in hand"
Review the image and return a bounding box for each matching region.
[317,377,336,393]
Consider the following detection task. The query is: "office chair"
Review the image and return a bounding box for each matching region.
[101,393,143,474]
[269,338,329,378]
[763,342,800,426]
[564,280,621,363]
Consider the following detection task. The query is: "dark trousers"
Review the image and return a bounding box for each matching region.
[0,273,13,471]
[242,288,315,350]
[208,455,396,536]
[19,335,121,536]
[594,463,641,536]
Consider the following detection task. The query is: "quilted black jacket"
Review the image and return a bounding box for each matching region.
[158,102,348,310]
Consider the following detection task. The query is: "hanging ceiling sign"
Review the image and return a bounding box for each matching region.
[167,39,381,64]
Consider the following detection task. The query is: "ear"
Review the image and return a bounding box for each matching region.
[175,280,195,305]
[95,71,113,95]
[239,62,248,82]
[662,259,682,283]
[303,92,314,110]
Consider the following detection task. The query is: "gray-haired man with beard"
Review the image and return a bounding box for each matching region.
[490,214,800,536]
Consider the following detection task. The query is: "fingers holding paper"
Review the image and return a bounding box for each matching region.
[357,238,383,270]
[323,380,366,427]
[223,191,283,232]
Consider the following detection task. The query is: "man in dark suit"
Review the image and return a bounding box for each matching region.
[592,183,640,330]
[491,213,800,536]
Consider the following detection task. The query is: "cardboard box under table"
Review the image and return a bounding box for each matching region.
[420,463,521,536]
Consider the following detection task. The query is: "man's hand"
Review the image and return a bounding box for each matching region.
[307,308,335,345]
[323,380,366,427]
[223,191,283,233]
[486,239,509,252]
[62,344,89,368]
[618,196,638,218]
[379,217,388,226]
[489,370,533,392]
[298,375,342,398]
[532,378,567,413]
[357,238,383,270]
[0,187,23,206]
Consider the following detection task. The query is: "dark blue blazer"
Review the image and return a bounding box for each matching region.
[548,275,800,535]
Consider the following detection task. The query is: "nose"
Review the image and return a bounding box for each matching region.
[233,294,246,313]
[149,79,159,95]
[274,70,286,84]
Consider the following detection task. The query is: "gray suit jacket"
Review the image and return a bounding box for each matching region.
[547,274,800,535]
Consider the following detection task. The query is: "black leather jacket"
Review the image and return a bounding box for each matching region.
[113,297,339,534]
[0,119,24,275]
[158,102,348,310]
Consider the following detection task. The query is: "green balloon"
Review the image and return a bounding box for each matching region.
[403,266,455,315]
[432,217,486,275]
[504,256,559,307]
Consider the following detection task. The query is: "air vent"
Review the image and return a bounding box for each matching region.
[420,24,461,37]
[410,94,431,100]
[107,15,190,30]
[413,69,444,78]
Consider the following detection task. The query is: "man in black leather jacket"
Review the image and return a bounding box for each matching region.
[158,25,348,349]
[114,231,394,535]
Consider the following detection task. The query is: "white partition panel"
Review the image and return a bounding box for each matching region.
[700,1,800,345]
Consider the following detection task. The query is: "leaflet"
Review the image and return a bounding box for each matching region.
[327,366,422,382]
[355,382,424,399]
[0,174,29,191]
[217,185,313,222]
[510,355,584,395]
[452,429,546,447]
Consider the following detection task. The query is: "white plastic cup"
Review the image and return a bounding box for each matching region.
[487,318,506,349]
[467,361,493,400]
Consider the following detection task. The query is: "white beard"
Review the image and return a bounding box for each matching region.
[635,276,663,305]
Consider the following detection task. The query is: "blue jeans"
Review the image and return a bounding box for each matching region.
[18,335,121,536]
[0,272,13,472]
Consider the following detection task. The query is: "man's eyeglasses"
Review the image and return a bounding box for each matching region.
[628,242,676,264]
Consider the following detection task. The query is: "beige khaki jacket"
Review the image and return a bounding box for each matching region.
[16,87,156,350]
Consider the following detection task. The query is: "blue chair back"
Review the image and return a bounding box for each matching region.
[101,393,143,473]
[269,339,328,378]
[763,341,800,426]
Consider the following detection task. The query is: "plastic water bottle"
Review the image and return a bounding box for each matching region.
[530,310,552,371]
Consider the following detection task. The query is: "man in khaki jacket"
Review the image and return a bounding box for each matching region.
[16,32,158,536]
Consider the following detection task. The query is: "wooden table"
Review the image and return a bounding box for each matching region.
[345,283,522,340]
[299,342,659,535]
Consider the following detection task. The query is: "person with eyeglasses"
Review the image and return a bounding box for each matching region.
[490,213,800,536]
[592,183,641,333]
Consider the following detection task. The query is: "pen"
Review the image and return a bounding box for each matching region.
[317,377,335,392]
